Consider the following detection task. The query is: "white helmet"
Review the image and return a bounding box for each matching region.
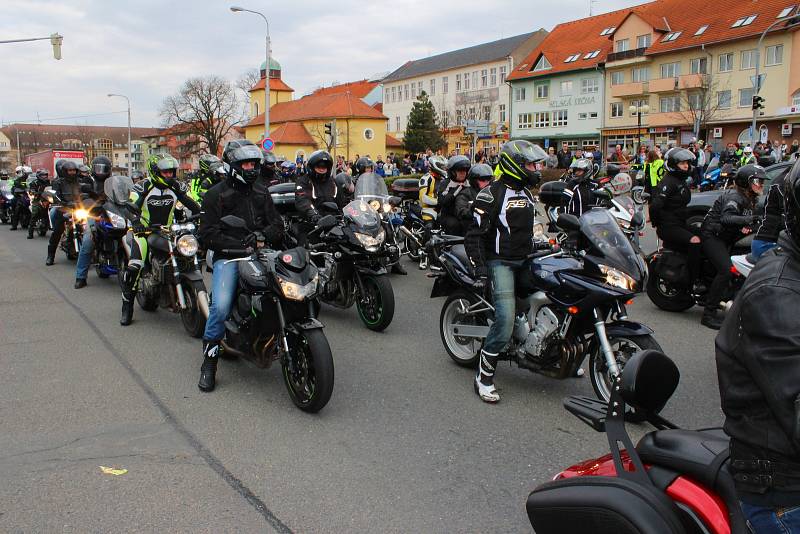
[744,146,753,154]
[14,165,24,178]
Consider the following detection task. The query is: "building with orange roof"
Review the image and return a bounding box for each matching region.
[247,58,295,120]
[312,78,383,106]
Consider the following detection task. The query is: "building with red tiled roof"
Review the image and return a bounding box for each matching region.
[312,79,381,104]
[247,58,295,120]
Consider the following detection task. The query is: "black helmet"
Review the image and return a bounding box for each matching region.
[334,171,354,193]
[78,164,91,177]
[55,160,66,178]
[223,140,262,186]
[62,161,79,179]
[567,158,595,184]
[131,170,144,182]
[355,157,374,176]
[307,150,333,181]
[91,156,112,181]
[467,163,494,189]
[498,140,547,187]
[782,158,800,243]
[261,150,277,179]
[734,164,767,189]
[664,147,696,179]
[36,169,49,180]
[446,155,471,182]
[199,154,222,175]
[0,170,8,179]
[428,155,447,178]
[148,154,180,187]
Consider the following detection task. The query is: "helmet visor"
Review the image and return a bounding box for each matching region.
[229,145,263,164]
[93,163,111,178]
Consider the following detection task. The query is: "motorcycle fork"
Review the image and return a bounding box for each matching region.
[168,241,188,310]
[592,307,621,378]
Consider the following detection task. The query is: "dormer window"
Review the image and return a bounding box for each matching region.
[732,15,757,27]
[778,6,795,18]
[694,25,708,35]
[583,50,600,59]
[532,55,552,71]
[600,26,616,35]
[564,53,581,63]
[662,31,682,42]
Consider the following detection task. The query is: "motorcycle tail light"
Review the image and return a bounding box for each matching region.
[730,265,740,276]
[567,306,579,315]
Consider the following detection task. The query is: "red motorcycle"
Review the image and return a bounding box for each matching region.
[525,349,747,534]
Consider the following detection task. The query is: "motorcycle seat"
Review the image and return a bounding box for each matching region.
[637,428,729,489]
[446,244,475,278]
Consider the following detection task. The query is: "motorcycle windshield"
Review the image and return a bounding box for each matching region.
[354,172,389,200]
[343,200,382,234]
[105,175,134,205]
[581,209,644,278]
[706,157,720,173]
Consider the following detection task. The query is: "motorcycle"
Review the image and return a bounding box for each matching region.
[432,209,659,406]
[27,187,51,237]
[311,199,396,331]
[354,172,405,272]
[88,176,133,280]
[42,188,85,260]
[526,349,747,534]
[215,214,334,413]
[11,183,31,229]
[0,183,13,224]
[129,214,209,338]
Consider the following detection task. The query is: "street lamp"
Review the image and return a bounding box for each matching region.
[108,94,131,175]
[629,103,650,158]
[750,7,800,147]
[230,5,271,142]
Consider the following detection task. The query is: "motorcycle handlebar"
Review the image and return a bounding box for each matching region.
[221,248,250,255]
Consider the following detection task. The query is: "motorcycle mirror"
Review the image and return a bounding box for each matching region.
[620,349,680,414]
[387,195,402,207]
[318,214,337,230]
[220,215,247,228]
[556,213,581,232]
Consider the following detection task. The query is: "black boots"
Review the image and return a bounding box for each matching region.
[391,262,408,275]
[701,308,723,330]
[474,350,500,403]
[120,266,138,326]
[45,245,56,266]
[26,228,33,239]
[74,278,87,289]
[198,341,220,392]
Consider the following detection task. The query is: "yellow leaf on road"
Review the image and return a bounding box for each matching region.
[99,466,128,476]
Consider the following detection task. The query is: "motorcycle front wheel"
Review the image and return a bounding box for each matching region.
[439,291,488,367]
[180,280,208,338]
[282,328,334,413]
[356,274,395,331]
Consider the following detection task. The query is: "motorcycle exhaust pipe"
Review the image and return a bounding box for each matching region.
[397,224,423,247]
[220,340,247,359]
[197,291,210,319]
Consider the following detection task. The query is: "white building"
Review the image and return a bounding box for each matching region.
[382,30,548,150]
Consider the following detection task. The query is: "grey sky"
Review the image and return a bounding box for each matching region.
[1,0,646,129]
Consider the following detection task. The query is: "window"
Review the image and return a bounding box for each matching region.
[472,71,478,89]
[561,80,573,95]
[552,109,568,127]
[631,67,649,82]
[518,113,532,129]
[499,104,506,123]
[578,112,588,120]
[514,87,526,101]
[534,112,550,128]
[694,25,708,36]
[483,105,491,121]
[468,106,476,121]
[611,72,624,85]
[718,90,732,109]
[581,78,599,94]
[564,53,581,63]
[766,45,783,66]
[395,117,400,131]
[660,96,680,112]
[690,57,707,74]
[490,67,497,86]
[464,72,470,90]
[532,55,551,71]
[739,87,755,107]
[363,128,374,141]
[741,49,757,69]
[430,78,435,96]
[793,92,800,106]
[600,26,616,35]
[411,82,417,98]
[719,53,734,72]
[390,86,396,102]
[688,93,703,110]
[535,82,549,99]
[583,50,600,59]
[779,6,795,18]
[662,32,682,42]
[500,66,507,83]
[660,62,680,78]
[616,38,630,52]
[456,109,463,125]
[732,15,757,27]
[637,34,651,48]
[442,76,448,93]
[404,84,409,99]
[589,111,599,119]
[455,74,461,91]
[630,99,649,115]
[481,69,488,87]
[611,103,623,118]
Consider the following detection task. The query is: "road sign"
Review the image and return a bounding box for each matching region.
[750,74,766,91]
[464,120,491,136]
[261,137,274,151]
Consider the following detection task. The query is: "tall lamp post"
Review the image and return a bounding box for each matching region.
[108,94,131,175]
[629,102,650,161]
[230,6,270,142]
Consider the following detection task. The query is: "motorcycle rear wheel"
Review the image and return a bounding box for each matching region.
[136,278,158,311]
[180,280,208,338]
[356,274,395,331]
[282,328,334,413]
[439,291,488,367]
[646,271,694,312]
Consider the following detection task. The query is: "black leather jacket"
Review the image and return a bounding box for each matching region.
[701,189,755,243]
[294,173,348,223]
[649,172,691,229]
[717,234,800,504]
[754,169,790,243]
[52,175,92,206]
[454,186,477,224]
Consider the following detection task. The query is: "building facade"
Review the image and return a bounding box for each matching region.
[382,30,547,155]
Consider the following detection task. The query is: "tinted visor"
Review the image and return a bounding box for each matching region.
[93,163,111,178]
[229,145,263,165]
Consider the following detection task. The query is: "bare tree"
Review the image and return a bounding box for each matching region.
[677,71,731,139]
[236,68,261,96]
[160,75,241,156]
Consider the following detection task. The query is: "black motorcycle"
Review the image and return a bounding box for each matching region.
[311,199,396,331]
[86,176,132,280]
[432,209,660,407]
[42,188,85,260]
[0,183,13,224]
[216,215,334,413]
[354,172,405,272]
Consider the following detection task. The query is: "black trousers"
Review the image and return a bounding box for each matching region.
[657,223,702,283]
[48,208,68,252]
[440,214,467,237]
[702,234,732,312]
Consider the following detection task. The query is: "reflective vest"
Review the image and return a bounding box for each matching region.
[647,159,665,187]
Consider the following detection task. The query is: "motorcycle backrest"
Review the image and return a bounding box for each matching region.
[221,215,247,229]
[620,350,680,414]
[556,213,581,232]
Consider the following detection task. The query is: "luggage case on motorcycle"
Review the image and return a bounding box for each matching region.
[390,178,420,201]
[269,182,297,215]
[538,180,567,207]
[656,250,689,287]
[526,475,685,534]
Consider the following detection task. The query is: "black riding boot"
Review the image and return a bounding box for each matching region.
[27,224,34,239]
[474,350,500,403]
[701,272,729,330]
[45,245,56,266]
[120,266,138,326]
[198,340,220,392]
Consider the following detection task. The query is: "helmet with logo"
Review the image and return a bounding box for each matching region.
[199,154,222,177]
[15,165,25,178]
[663,147,696,180]
[223,140,262,186]
[91,156,112,182]
[568,158,595,184]
[446,155,471,183]
[307,150,334,181]
[148,154,180,188]
[467,163,494,190]
[498,139,547,187]
[428,155,447,178]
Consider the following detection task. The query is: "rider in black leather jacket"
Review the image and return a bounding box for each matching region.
[716,157,800,523]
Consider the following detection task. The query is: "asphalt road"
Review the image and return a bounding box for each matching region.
[0,222,723,533]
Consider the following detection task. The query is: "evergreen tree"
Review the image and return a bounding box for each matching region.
[402,91,446,154]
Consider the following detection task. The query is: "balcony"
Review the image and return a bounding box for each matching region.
[647,111,690,127]
[649,77,679,93]
[611,82,648,98]
[678,73,707,90]
[607,47,647,63]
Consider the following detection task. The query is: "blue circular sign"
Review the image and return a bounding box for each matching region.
[261,137,274,151]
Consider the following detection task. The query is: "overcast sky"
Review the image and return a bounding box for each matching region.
[1,0,645,129]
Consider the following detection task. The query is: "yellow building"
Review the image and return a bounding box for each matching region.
[248,59,294,121]
[602,2,800,151]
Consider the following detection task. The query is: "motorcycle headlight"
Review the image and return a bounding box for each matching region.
[170,222,196,232]
[533,222,545,240]
[108,211,127,229]
[73,208,89,222]
[355,228,385,251]
[4,194,13,200]
[277,274,318,301]
[599,264,636,291]
[369,200,381,212]
[382,202,392,213]
[176,234,199,257]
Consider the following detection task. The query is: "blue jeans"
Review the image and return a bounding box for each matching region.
[751,239,777,260]
[740,501,800,533]
[483,260,524,355]
[203,259,239,341]
[75,219,95,280]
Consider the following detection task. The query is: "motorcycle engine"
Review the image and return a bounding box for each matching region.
[524,307,561,359]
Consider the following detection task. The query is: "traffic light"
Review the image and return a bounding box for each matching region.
[50,33,62,60]
[324,122,332,137]
[752,95,765,111]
